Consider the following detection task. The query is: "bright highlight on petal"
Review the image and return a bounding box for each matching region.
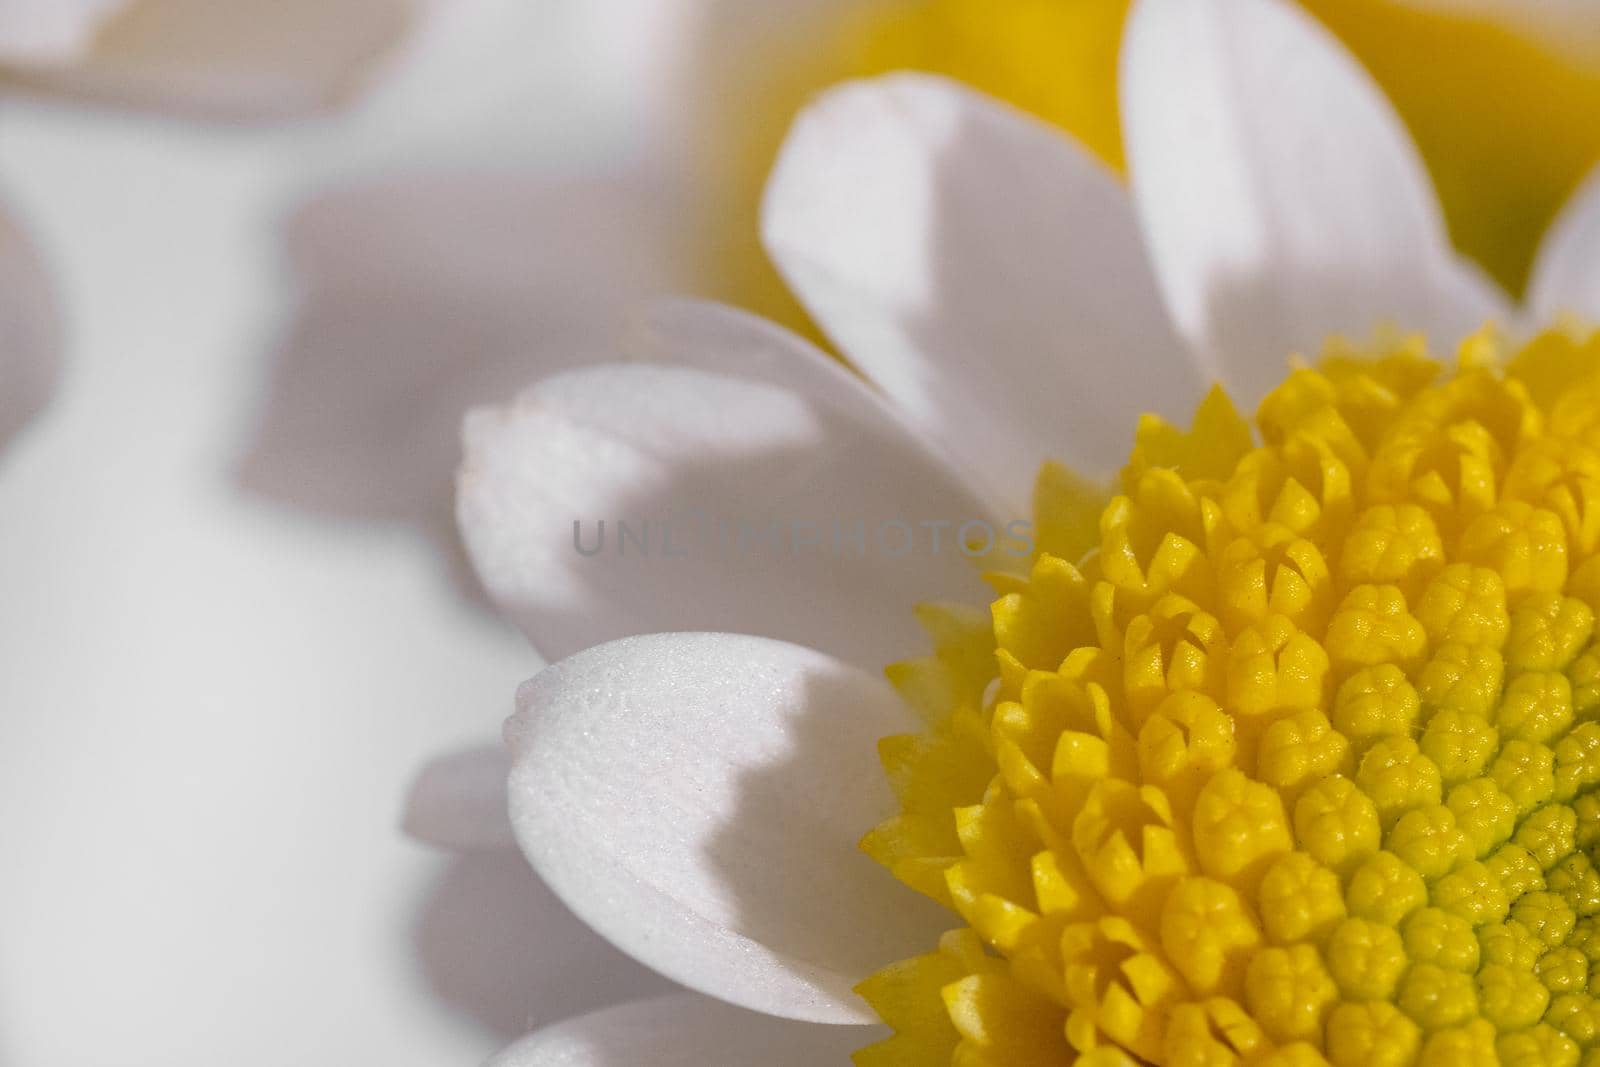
[862,325,1600,1064]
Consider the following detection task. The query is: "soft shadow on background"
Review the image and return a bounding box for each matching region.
[236,170,691,605]
[413,851,671,1039]
[0,2,673,1064]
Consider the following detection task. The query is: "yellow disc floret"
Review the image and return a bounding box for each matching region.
[859,325,1600,1065]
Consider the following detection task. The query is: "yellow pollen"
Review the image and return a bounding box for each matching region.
[859,325,1600,1066]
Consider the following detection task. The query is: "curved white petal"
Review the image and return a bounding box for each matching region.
[0,206,59,455]
[762,72,1198,511]
[403,743,516,852]
[2,0,408,117]
[1530,165,1600,326]
[1121,0,1508,400]
[506,633,947,1024]
[456,348,994,671]
[489,993,871,1067]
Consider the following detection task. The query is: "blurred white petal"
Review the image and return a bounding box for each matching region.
[763,72,1197,511]
[1530,165,1600,325]
[568,0,704,146]
[507,633,948,1024]
[403,743,515,852]
[0,0,123,60]
[456,347,991,671]
[488,993,872,1066]
[3,0,409,117]
[239,170,690,524]
[1122,0,1508,399]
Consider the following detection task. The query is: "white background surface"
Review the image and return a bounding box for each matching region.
[0,2,662,1062]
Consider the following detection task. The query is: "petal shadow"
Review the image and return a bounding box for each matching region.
[412,850,672,1040]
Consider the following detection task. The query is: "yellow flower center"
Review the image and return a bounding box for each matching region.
[861,326,1600,1066]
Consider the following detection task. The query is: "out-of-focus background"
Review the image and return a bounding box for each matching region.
[0,3,676,1063]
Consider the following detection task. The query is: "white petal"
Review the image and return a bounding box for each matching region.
[626,299,996,509]
[489,993,872,1067]
[762,72,1198,511]
[1530,165,1600,326]
[2,0,408,117]
[507,633,946,1024]
[567,0,704,147]
[403,743,516,852]
[456,354,994,671]
[1121,0,1508,400]
[0,206,58,455]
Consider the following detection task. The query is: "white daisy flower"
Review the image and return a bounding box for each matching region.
[413,0,1600,1060]
[238,0,1600,597]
